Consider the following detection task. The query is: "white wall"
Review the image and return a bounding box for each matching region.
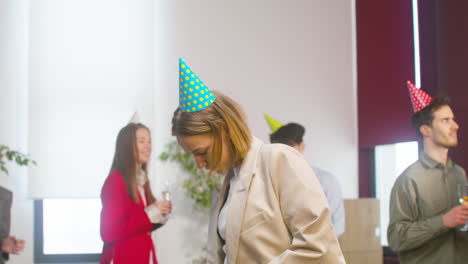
[152,1,357,263]
[0,0,33,263]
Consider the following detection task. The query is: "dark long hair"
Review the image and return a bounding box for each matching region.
[110,123,156,204]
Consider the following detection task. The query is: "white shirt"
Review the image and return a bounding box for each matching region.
[218,167,240,264]
[312,166,345,237]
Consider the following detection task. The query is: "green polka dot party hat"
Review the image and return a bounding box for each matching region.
[179,58,216,112]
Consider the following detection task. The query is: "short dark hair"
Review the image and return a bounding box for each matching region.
[269,122,305,147]
[411,96,451,138]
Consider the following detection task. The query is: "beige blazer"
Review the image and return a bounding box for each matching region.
[207,137,345,264]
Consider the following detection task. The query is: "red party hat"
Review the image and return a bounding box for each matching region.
[407,81,433,112]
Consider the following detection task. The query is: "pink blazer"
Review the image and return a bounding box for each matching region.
[100,170,157,264]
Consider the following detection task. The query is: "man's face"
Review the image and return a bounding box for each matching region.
[427,105,459,148]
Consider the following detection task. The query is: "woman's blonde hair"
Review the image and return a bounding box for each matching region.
[171,91,252,171]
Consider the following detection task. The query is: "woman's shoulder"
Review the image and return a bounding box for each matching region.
[259,142,303,161]
[102,170,125,191]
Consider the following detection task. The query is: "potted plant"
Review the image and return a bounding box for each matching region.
[0,144,36,175]
[158,140,223,209]
[159,140,223,263]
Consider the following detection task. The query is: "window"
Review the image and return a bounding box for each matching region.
[374,141,418,246]
[34,199,102,262]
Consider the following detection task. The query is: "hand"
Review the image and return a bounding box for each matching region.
[1,236,15,254]
[1,236,24,255]
[155,200,172,216]
[443,204,468,228]
[13,239,25,254]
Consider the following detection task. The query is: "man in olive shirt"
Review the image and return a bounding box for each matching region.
[388,94,468,264]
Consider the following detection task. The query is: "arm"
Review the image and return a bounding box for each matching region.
[145,201,170,225]
[1,236,24,258]
[268,149,344,263]
[1,237,10,261]
[100,173,152,244]
[330,191,345,238]
[315,169,345,237]
[387,177,448,252]
[0,186,12,261]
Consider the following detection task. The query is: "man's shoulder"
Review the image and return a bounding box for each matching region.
[311,166,342,190]
[399,160,425,179]
[0,186,12,200]
[312,166,337,181]
[392,160,425,190]
[452,162,467,175]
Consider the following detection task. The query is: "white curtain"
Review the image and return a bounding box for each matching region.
[28,0,154,198]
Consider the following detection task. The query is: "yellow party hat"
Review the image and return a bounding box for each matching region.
[264,114,283,133]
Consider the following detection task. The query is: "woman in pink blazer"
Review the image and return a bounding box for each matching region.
[100,122,171,264]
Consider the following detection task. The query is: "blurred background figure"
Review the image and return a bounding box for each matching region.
[0,186,25,264]
[266,116,345,238]
[100,116,172,264]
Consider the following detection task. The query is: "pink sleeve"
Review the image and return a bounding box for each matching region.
[100,172,152,243]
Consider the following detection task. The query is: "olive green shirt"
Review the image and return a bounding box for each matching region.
[388,152,468,264]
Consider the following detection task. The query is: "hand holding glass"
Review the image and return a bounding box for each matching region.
[161,180,173,217]
[458,184,468,231]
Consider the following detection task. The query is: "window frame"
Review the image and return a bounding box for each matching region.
[34,200,101,263]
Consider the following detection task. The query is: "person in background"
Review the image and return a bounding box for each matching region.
[0,186,25,264]
[171,58,345,264]
[266,117,345,238]
[387,81,468,264]
[100,115,172,264]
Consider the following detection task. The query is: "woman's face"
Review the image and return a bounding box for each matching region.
[135,127,152,165]
[176,133,231,174]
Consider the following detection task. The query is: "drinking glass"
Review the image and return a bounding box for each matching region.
[161,180,173,218]
[162,180,172,201]
[458,184,468,231]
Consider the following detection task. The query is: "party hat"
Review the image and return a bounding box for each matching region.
[129,112,140,124]
[179,58,216,112]
[407,81,433,112]
[264,114,283,133]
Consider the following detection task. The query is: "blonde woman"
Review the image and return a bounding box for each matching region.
[172,59,345,264]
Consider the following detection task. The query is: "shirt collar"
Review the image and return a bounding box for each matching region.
[420,151,454,169]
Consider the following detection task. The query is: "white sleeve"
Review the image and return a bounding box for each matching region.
[145,204,167,224]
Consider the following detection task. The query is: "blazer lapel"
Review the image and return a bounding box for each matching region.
[225,137,263,264]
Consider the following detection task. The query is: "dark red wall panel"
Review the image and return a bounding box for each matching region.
[356,0,415,197]
[357,0,416,149]
[419,0,468,171]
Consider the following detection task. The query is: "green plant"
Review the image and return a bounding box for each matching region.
[159,140,223,209]
[0,144,36,175]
